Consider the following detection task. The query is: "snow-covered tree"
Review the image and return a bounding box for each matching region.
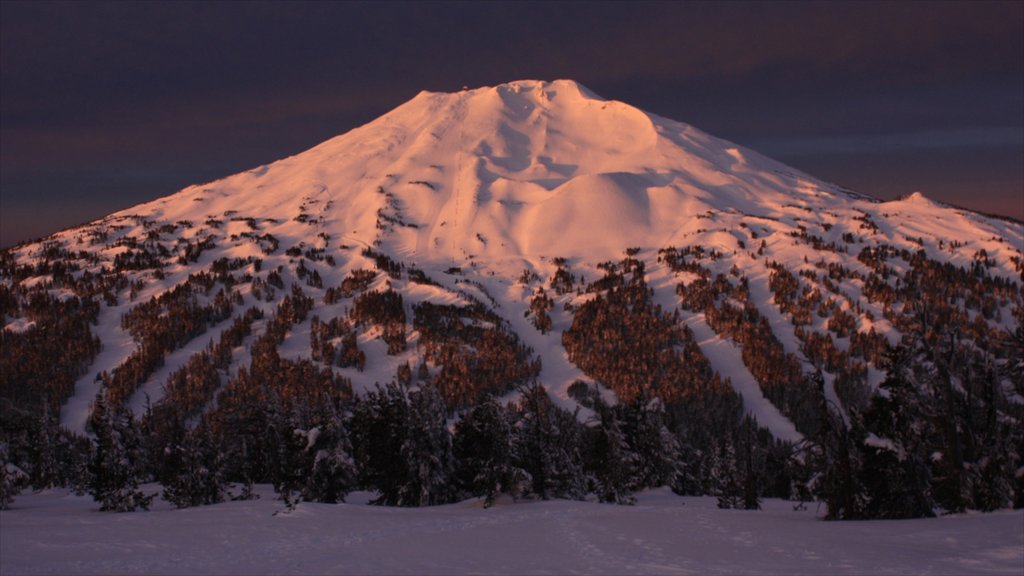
[266,402,309,509]
[352,382,412,506]
[589,403,639,505]
[301,402,357,504]
[711,436,743,509]
[453,396,529,506]
[860,345,936,518]
[0,441,27,510]
[29,404,60,490]
[401,383,457,506]
[513,383,587,500]
[623,396,682,490]
[87,394,155,512]
[162,424,226,508]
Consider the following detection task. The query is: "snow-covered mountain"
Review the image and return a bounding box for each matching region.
[2,80,1022,516]
[4,78,1022,428]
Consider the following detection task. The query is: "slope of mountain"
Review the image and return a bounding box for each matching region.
[2,80,1022,516]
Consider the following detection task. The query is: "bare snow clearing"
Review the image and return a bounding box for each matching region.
[2,487,1021,576]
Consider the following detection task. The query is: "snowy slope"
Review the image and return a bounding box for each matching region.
[4,79,1022,438]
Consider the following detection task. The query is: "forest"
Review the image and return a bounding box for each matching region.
[1,222,1022,519]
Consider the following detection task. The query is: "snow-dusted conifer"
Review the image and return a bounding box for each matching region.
[302,401,357,504]
[352,382,412,506]
[87,394,155,512]
[860,345,935,518]
[0,441,27,510]
[162,424,226,508]
[589,403,639,505]
[453,396,529,506]
[29,404,60,490]
[401,383,456,506]
[711,437,743,509]
[625,396,682,489]
[513,383,587,500]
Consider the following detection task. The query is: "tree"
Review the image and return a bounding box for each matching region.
[162,424,227,508]
[736,415,763,510]
[352,382,414,505]
[302,401,357,504]
[0,441,26,510]
[588,402,639,505]
[711,436,743,509]
[29,403,60,490]
[401,383,457,506]
[809,372,866,520]
[266,401,309,510]
[860,345,935,518]
[453,396,529,507]
[87,394,155,512]
[512,383,587,500]
[623,396,683,490]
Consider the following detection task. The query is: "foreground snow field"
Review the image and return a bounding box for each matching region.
[1,487,1021,575]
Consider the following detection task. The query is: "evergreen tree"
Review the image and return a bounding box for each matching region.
[624,396,683,490]
[453,396,529,506]
[809,372,867,520]
[87,394,155,512]
[162,424,227,508]
[860,345,935,518]
[352,382,412,506]
[266,401,309,510]
[401,383,457,506]
[736,415,763,510]
[512,383,587,500]
[29,404,60,490]
[711,436,743,509]
[0,441,26,510]
[588,402,639,505]
[302,402,357,504]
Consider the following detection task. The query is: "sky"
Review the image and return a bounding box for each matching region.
[1,1,1022,247]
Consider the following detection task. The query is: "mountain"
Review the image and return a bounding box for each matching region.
[2,80,1022,516]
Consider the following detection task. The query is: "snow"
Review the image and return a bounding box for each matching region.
[1,317,35,334]
[681,311,803,443]
[2,487,1021,575]
[1,78,1016,440]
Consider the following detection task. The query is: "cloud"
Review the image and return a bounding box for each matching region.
[753,126,1024,157]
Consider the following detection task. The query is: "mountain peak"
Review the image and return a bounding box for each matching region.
[104,79,1021,272]
[169,78,872,262]
[420,79,603,101]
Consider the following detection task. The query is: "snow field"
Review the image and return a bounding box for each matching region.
[2,486,1021,576]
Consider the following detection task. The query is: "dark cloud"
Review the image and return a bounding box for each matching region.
[2,0,1022,246]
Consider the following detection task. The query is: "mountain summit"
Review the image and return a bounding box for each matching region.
[140,79,880,264]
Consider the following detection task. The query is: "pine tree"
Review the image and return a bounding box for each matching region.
[266,402,309,510]
[860,345,935,518]
[809,372,867,520]
[30,403,60,490]
[87,394,155,512]
[162,424,226,508]
[736,415,762,510]
[0,441,27,510]
[401,383,456,506]
[453,396,529,506]
[513,383,587,500]
[301,401,357,504]
[589,403,639,505]
[711,436,743,509]
[624,396,683,490]
[352,382,412,506]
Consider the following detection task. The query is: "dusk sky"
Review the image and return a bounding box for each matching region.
[2,1,1021,247]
